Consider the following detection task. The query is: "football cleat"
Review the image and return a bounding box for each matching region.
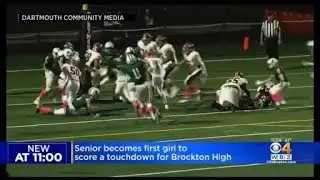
[35,107,40,114]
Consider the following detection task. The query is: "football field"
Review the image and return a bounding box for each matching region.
[6,52,314,176]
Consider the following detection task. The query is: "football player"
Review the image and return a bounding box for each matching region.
[141,33,168,109]
[156,35,180,99]
[101,41,118,65]
[116,47,162,123]
[254,81,274,108]
[179,42,207,103]
[100,41,121,86]
[58,53,82,112]
[63,42,80,66]
[212,72,253,111]
[99,47,134,103]
[85,43,104,87]
[228,71,254,106]
[255,58,290,109]
[36,87,100,117]
[137,37,146,58]
[212,78,242,112]
[34,47,62,106]
[302,40,314,79]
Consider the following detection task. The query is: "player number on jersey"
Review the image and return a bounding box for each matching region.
[70,66,81,77]
[228,78,238,83]
[132,68,142,79]
[85,53,92,61]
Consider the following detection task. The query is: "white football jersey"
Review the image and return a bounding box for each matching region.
[221,82,242,92]
[137,40,145,56]
[85,49,101,67]
[57,50,65,58]
[184,51,203,70]
[235,77,248,86]
[160,43,177,63]
[144,41,161,58]
[228,77,248,86]
[73,51,80,60]
[61,63,81,82]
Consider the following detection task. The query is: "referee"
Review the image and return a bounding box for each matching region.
[260,13,281,60]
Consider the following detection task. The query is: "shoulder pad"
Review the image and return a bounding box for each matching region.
[276,68,282,73]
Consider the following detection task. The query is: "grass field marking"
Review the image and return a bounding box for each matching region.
[158,129,313,143]
[205,54,309,62]
[6,85,313,107]
[6,54,309,73]
[6,71,311,93]
[13,119,313,142]
[250,124,313,128]
[113,163,264,177]
[7,104,313,129]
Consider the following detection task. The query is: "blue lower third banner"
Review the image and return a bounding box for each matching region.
[1,142,320,164]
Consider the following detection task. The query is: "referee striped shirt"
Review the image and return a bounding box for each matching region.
[261,20,281,38]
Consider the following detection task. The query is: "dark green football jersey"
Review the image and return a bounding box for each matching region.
[72,95,88,110]
[101,48,118,66]
[116,60,147,85]
[272,67,288,82]
[44,54,61,76]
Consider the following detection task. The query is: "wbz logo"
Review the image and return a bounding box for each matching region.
[269,142,293,162]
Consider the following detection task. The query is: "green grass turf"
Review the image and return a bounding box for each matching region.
[6,42,313,176]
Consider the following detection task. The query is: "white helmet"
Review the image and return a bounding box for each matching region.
[256,85,264,93]
[267,58,278,69]
[126,54,137,65]
[52,47,60,58]
[63,48,73,60]
[125,46,135,54]
[216,90,221,96]
[306,40,314,47]
[88,87,100,100]
[104,41,114,49]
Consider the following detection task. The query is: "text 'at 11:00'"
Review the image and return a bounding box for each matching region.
[8,143,69,164]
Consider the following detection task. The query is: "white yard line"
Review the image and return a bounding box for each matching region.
[249,124,313,128]
[113,163,264,177]
[6,72,311,93]
[6,85,313,107]
[10,117,313,142]
[114,128,313,177]
[6,54,309,73]
[7,87,40,92]
[204,54,308,62]
[8,105,313,129]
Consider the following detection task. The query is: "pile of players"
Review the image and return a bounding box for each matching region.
[33,33,210,123]
[33,33,309,122]
[212,39,314,112]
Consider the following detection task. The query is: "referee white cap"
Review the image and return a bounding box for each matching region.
[306,40,314,47]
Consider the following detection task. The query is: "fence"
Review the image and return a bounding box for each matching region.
[7,20,314,53]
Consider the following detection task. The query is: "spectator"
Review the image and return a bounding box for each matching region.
[260,12,282,60]
[144,9,154,28]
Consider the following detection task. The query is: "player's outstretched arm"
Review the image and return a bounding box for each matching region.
[256,76,272,86]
